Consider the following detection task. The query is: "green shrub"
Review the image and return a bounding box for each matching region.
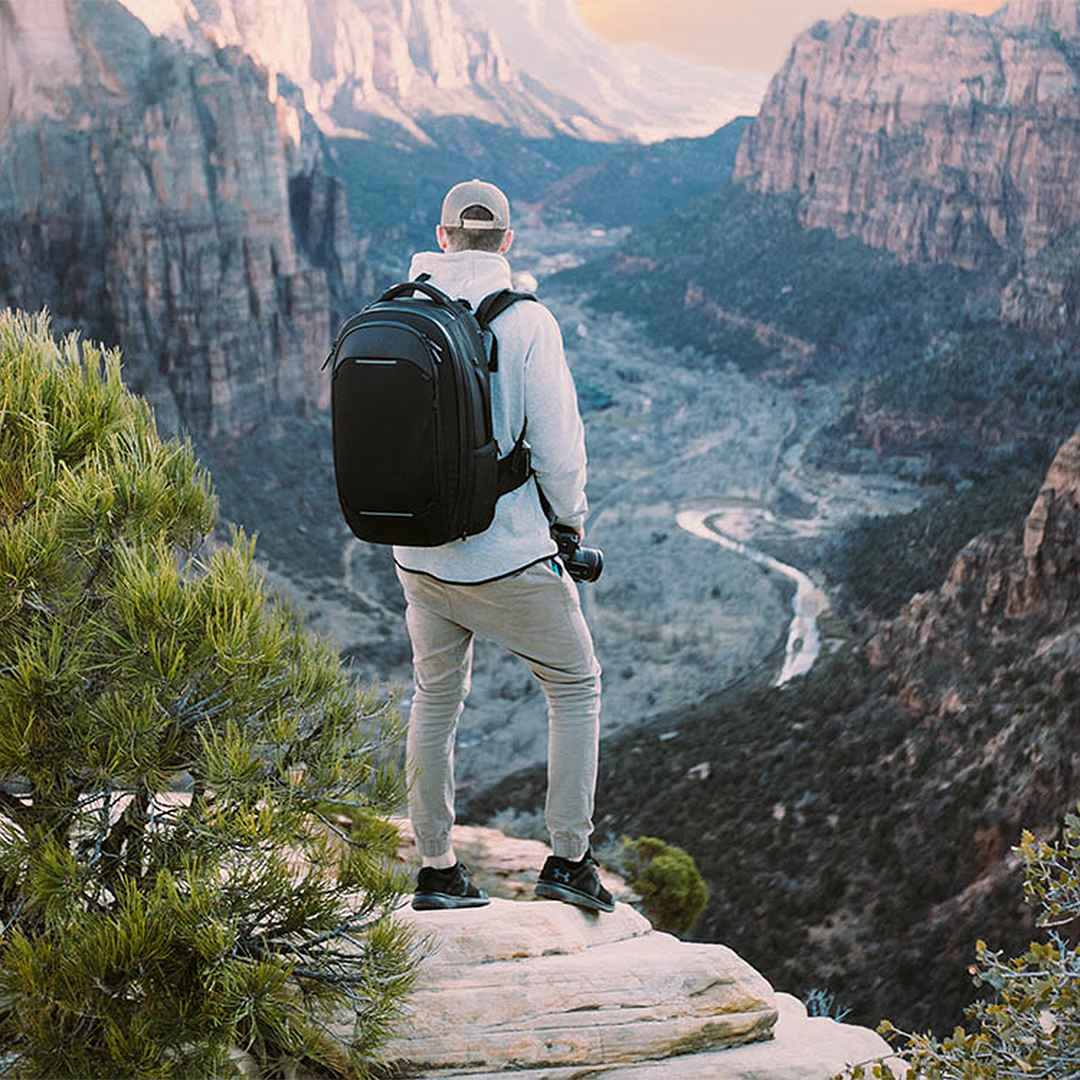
[841,807,1080,1079]
[620,836,708,936]
[0,310,419,1079]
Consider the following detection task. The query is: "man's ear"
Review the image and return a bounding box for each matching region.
[436,224,450,251]
[499,229,514,255]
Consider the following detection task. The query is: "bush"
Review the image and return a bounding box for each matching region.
[619,836,708,936]
[0,311,419,1078]
[842,807,1080,1079]
[805,988,852,1022]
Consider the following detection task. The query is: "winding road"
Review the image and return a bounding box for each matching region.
[676,508,829,686]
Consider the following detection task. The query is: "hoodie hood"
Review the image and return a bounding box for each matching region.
[407,250,513,310]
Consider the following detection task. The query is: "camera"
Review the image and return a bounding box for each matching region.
[551,525,603,583]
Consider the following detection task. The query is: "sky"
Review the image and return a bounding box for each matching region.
[577,0,1004,75]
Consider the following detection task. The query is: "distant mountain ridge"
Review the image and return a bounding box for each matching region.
[119,0,762,144]
[734,0,1080,333]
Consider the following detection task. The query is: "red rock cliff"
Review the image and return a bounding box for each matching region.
[869,428,1080,718]
[0,0,359,437]
[734,0,1080,329]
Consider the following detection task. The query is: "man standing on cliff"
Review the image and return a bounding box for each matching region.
[394,179,611,914]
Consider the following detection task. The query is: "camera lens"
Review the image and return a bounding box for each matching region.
[571,545,603,583]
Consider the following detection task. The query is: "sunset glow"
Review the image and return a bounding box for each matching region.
[577,0,1006,74]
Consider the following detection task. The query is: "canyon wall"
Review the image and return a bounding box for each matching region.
[734,0,1080,331]
[0,0,358,437]
[870,426,1080,713]
[118,0,564,143]
[118,0,760,144]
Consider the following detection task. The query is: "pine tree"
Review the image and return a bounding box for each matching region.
[0,310,419,1078]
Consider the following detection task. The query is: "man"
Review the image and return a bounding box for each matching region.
[394,179,611,914]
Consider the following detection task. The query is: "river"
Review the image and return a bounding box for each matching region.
[676,508,829,685]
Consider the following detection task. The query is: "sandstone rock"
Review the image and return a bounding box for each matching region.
[377,898,778,1073]
[733,1,1080,330]
[427,994,904,1079]
[868,429,1080,709]
[1024,429,1080,562]
[1016,429,1080,616]
[120,0,570,143]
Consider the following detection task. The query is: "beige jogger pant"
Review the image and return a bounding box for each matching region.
[396,558,602,861]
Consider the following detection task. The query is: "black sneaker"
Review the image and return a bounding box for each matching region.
[535,849,615,913]
[412,863,490,910]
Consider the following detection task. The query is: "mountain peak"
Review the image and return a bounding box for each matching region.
[734,0,1080,332]
[998,0,1080,36]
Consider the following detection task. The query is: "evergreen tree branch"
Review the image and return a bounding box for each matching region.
[99,785,150,887]
[0,789,31,828]
[0,315,417,1077]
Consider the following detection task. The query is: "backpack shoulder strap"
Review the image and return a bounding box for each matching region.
[496,420,532,498]
[475,289,537,328]
[474,289,538,373]
[475,288,539,497]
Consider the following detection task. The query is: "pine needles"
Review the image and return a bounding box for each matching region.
[0,309,420,1079]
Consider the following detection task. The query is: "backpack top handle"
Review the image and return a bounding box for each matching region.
[377,277,462,310]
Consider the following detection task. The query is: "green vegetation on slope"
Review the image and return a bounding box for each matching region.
[823,467,1047,621]
[555,183,983,378]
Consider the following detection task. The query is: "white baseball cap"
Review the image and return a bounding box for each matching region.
[440,178,510,230]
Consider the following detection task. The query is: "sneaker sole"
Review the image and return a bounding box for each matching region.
[535,880,615,913]
[411,893,491,911]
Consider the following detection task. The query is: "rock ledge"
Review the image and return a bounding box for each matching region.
[382,899,776,1072]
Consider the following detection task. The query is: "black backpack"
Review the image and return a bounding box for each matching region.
[327,277,536,546]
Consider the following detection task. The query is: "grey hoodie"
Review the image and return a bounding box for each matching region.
[392,249,588,584]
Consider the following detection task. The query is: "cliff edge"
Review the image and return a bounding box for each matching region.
[380,899,900,1080]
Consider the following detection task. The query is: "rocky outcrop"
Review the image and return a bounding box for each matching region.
[388,901,775,1070]
[379,899,901,1079]
[869,428,1080,703]
[382,821,902,1078]
[733,1,1080,331]
[1024,428,1080,569]
[943,429,1080,624]
[0,0,359,437]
